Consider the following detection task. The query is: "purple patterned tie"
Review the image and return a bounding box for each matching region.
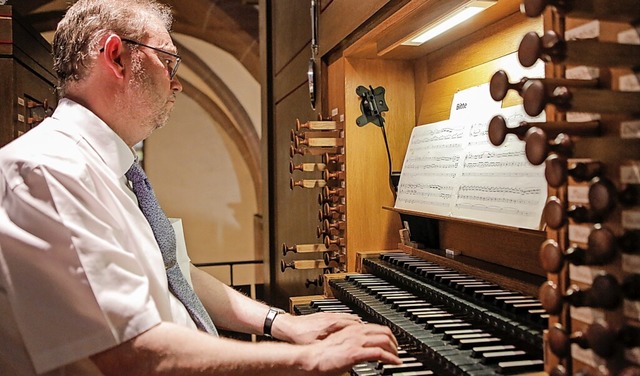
[126,161,217,335]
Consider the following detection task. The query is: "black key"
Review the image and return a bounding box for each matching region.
[462,284,499,293]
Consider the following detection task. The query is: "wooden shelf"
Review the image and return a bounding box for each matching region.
[383,205,545,236]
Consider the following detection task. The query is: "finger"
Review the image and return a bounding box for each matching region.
[359,324,399,348]
[360,333,400,356]
[353,346,403,365]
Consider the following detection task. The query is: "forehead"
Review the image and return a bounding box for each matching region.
[144,23,177,52]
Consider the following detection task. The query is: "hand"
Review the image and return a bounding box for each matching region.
[300,323,401,375]
[272,312,362,344]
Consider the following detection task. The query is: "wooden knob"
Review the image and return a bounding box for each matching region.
[524,127,573,166]
[544,155,568,188]
[289,145,303,157]
[548,323,571,357]
[567,204,601,224]
[565,274,622,309]
[585,321,618,358]
[323,203,345,217]
[488,115,529,146]
[589,273,622,309]
[305,278,320,288]
[543,196,566,229]
[324,169,345,181]
[282,243,296,256]
[324,235,345,248]
[523,80,573,116]
[324,218,345,232]
[563,224,617,266]
[280,259,293,272]
[539,280,563,314]
[545,157,604,188]
[570,161,604,182]
[323,152,345,164]
[489,70,528,101]
[318,192,340,205]
[588,177,617,215]
[585,225,617,264]
[518,30,565,68]
[323,251,341,266]
[539,239,564,273]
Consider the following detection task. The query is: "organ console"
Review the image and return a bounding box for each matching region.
[268,0,639,375]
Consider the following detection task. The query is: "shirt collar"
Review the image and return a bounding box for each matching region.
[51,98,135,177]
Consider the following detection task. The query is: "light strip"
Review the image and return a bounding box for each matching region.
[403,1,497,46]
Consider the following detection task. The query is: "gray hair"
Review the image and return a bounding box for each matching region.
[53,0,173,95]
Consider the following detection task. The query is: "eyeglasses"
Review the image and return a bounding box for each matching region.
[100,38,181,79]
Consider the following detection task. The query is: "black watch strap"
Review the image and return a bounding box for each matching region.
[263,307,285,338]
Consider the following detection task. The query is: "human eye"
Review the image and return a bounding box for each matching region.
[164,58,175,70]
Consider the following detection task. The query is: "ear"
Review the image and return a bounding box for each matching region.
[100,35,126,79]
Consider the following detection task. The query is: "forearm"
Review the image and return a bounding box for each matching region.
[190,265,273,336]
[189,265,361,344]
[91,322,310,376]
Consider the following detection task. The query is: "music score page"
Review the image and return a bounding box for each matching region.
[395,85,547,230]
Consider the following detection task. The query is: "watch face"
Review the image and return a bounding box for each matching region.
[308,58,316,109]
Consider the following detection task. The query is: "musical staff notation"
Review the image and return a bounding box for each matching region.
[395,104,547,230]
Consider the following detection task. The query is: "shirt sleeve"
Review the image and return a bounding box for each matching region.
[0,162,162,374]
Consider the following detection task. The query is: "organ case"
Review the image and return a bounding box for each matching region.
[0,5,57,147]
[266,0,639,374]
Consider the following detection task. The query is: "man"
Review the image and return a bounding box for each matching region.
[0,0,400,375]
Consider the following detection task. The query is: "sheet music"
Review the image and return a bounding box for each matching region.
[396,97,547,230]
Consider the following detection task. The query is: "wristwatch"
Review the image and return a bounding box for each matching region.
[263,307,285,338]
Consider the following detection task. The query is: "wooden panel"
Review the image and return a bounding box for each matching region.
[318,0,390,57]
[342,58,415,271]
[273,45,311,104]
[415,52,543,125]
[288,294,325,314]
[424,12,541,82]
[439,220,546,277]
[0,59,15,146]
[270,84,326,308]
[273,1,311,74]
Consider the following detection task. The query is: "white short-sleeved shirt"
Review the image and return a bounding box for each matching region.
[0,99,196,375]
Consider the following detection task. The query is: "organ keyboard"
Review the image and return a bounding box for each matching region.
[294,252,547,376]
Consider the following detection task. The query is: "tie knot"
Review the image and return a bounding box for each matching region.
[126,162,146,184]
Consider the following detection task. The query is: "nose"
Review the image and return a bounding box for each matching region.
[171,75,183,93]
